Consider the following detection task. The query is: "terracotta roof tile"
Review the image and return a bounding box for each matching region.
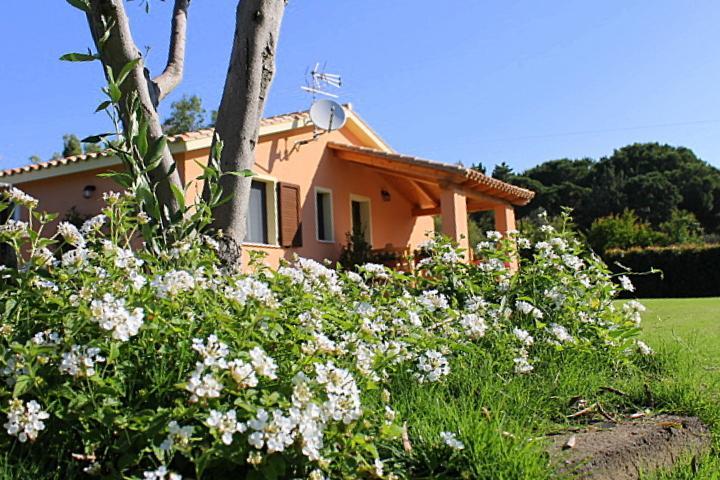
[327,142,535,206]
[1,110,311,179]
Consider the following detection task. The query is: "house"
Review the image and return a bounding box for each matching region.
[0,106,534,266]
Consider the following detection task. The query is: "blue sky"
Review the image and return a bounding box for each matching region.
[2,1,720,172]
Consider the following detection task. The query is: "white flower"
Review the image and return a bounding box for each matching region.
[206,409,246,445]
[247,408,296,453]
[419,290,449,312]
[513,352,534,374]
[623,300,646,326]
[308,469,326,480]
[486,230,502,241]
[459,313,487,339]
[160,421,194,451]
[618,275,635,292]
[516,300,543,320]
[4,399,49,443]
[80,214,107,235]
[225,277,276,306]
[57,222,86,248]
[129,270,147,290]
[360,263,389,279]
[513,328,534,347]
[151,270,196,298]
[636,340,653,356]
[143,466,182,480]
[192,335,229,369]
[185,366,223,403]
[31,248,54,267]
[0,220,29,238]
[249,347,278,380]
[2,187,38,209]
[60,345,105,378]
[315,362,363,424]
[61,247,90,268]
[90,294,144,341]
[228,359,258,388]
[415,350,450,383]
[31,330,60,346]
[549,323,574,344]
[440,431,465,450]
[374,458,384,477]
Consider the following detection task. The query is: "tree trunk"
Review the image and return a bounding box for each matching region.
[209,0,287,263]
[85,0,186,218]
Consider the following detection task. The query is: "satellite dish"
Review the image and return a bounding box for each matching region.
[309,99,346,131]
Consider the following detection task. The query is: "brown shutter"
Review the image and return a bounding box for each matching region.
[277,182,302,247]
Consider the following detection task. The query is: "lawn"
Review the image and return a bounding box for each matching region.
[639,297,720,372]
[633,297,720,479]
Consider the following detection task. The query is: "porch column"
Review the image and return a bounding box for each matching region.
[440,186,470,259]
[493,204,516,235]
[494,203,518,271]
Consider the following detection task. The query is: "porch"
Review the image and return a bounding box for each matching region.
[327,143,535,258]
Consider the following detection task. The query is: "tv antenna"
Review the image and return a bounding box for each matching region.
[294,63,346,148]
[301,62,342,99]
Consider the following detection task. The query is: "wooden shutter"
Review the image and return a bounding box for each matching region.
[277,182,302,247]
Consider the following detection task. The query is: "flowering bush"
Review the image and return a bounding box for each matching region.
[0,188,649,479]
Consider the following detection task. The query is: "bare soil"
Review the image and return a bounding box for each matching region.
[547,415,711,479]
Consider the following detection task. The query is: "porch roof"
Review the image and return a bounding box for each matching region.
[327,142,535,214]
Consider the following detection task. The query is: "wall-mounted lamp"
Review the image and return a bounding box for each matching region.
[83,185,97,199]
[380,189,391,202]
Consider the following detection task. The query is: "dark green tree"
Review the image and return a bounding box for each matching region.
[62,134,83,157]
[491,162,514,181]
[162,94,209,135]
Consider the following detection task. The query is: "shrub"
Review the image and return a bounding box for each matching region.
[606,243,720,298]
[587,209,666,254]
[0,187,649,478]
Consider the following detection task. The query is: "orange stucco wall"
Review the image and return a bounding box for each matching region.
[14,125,435,267]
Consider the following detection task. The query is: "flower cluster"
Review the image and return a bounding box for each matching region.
[90,293,144,341]
[3,399,49,443]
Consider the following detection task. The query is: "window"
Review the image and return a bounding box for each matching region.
[350,195,372,245]
[315,188,334,242]
[246,181,268,244]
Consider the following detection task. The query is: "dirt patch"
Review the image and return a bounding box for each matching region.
[547,415,711,479]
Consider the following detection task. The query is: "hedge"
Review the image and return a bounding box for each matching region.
[605,243,720,298]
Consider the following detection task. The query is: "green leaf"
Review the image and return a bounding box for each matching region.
[144,136,167,167]
[81,133,114,144]
[94,100,112,113]
[13,375,32,397]
[170,184,187,212]
[116,59,140,87]
[65,0,89,12]
[60,52,98,62]
[225,169,255,177]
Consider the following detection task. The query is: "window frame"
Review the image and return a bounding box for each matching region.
[314,187,335,243]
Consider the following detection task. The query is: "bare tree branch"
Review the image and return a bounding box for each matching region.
[208,0,287,260]
[85,0,183,216]
[153,0,191,101]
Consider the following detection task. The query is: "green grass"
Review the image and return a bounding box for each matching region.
[633,298,720,479]
[384,298,720,479]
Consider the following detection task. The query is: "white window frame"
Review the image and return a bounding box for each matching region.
[242,174,279,247]
[349,194,373,247]
[314,187,335,243]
